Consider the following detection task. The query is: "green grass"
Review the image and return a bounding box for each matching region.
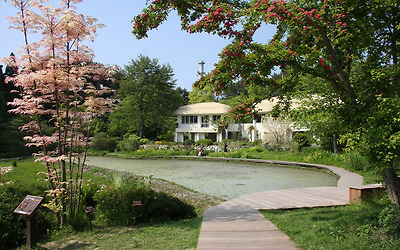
[261,198,400,249]
[2,150,396,249]
[43,218,202,249]
[1,158,47,185]
[1,158,216,249]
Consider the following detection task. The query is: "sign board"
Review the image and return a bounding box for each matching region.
[14,195,43,216]
[132,201,142,206]
[85,206,95,214]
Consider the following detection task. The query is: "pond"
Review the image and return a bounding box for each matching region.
[87,157,338,200]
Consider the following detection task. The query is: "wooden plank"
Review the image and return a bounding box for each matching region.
[196,157,369,250]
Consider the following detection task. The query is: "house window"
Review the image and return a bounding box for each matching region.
[256,114,264,123]
[181,115,198,124]
[212,115,221,121]
[201,116,209,127]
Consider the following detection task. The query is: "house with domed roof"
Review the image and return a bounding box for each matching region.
[173,102,230,142]
[173,99,304,144]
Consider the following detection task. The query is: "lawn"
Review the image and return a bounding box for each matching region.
[0,158,219,249]
[261,198,400,249]
[1,149,399,249]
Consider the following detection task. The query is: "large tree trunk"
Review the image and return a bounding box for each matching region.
[382,168,400,213]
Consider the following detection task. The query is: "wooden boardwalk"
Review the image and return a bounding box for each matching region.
[197,160,365,249]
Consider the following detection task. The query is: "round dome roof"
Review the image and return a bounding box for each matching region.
[173,102,230,115]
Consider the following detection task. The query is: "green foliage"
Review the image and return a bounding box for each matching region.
[0,185,56,249]
[188,84,217,104]
[0,117,38,157]
[195,139,213,146]
[292,132,312,150]
[134,148,191,157]
[67,211,90,232]
[378,205,400,237]
[0,160,56,249]
[41,217,203,249]
[140,138,149,144]
[109,55,184,140]
[340,96,400,169]
[183,138,194,146]
[262,197,400,249]
[118,134,141,151]
[90,132,117,152]
[132,0,400,170]
[93,177,196,226]
[339,151,371,172]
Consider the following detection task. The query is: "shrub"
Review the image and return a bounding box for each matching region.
[379,204,400,237]
[0,184,55,249]
[90,132,117,151]
[292,132,312,150]
[340,151,371,171]
[224,150,242,158]
[118,134,141,151]
[94,185,196,226]
[252,139,263,147]
[195,139,213,146]
[183,139,194,146]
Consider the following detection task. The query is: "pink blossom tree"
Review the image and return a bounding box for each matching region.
[4,0,115,226]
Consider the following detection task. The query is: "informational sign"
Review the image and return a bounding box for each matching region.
[85,206,95,214]
[132,201,142,206]
[14,195,43,216]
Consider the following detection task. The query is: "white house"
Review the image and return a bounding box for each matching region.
[173,99,304,144]
[173,102,229,142]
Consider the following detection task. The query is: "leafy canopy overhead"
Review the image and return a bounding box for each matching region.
[133,0,400,167]
[132,0,399,128]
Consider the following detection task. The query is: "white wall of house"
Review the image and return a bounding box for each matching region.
[174,115,224,143]
[173,100,305,144]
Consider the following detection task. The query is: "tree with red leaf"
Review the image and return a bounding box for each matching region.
[4,0,116,227]
[132,0,400,210]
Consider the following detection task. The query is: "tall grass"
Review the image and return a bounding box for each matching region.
[261,197,400,249]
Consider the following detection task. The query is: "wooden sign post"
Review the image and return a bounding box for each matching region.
[14,195,43,249]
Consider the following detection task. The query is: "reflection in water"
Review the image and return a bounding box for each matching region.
[87,157,338,200]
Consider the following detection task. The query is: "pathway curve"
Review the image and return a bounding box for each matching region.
[196,159,365,249]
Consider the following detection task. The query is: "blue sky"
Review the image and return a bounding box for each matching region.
[0,0,275,90]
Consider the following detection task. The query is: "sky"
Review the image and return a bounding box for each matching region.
[0,0,275,90]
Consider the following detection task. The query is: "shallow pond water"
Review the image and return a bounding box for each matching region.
[87,157,338,200]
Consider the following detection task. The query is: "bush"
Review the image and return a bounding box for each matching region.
[252,139,263,147]
[183,139,194,146]
[93,177,196,226]
[90,132,117,151]
[379,204,400,237]
[195,139,213,146]
[0,184,55,249]
[340,151,371,171]
[118,134,141,151]
[292,132,312,150]
[140,138,149,144]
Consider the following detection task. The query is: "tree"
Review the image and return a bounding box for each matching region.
[188,83,217,103]
[109,55,183,140]
[176,86,190,105]
[4,0,115,226]
[132,1,400,209]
